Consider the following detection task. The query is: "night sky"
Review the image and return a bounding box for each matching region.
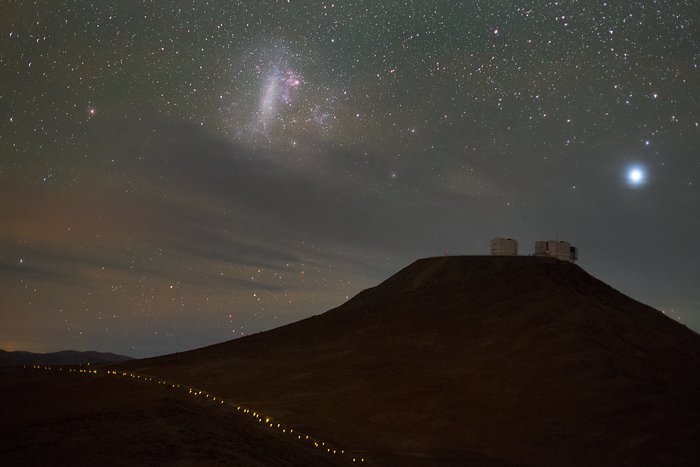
[2,1,698,358]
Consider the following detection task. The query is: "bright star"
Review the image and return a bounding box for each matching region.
[626,165,646,186]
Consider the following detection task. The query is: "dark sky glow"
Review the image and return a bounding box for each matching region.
[1,1,698,357]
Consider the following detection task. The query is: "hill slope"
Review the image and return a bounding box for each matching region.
[0,368,350,467]
[120,256,700,465]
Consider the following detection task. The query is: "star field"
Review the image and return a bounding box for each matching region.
[1,1,698,356]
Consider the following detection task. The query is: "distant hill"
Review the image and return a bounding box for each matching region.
[0,349,133,367]
[119,256,700,465]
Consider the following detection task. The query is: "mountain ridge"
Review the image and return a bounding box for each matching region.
[115,255,700,465]
[0,349,133,367]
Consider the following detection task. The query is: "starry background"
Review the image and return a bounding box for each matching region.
[1,1,698,357]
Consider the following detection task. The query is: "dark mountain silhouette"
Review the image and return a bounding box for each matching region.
[115,256,700,465]
[0,349,132,367]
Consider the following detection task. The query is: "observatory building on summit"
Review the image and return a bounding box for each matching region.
[533,240,578,263]
[489,238,578,263]
[490,238,518,256]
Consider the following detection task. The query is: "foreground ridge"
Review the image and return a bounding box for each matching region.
[27,365,368,464]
